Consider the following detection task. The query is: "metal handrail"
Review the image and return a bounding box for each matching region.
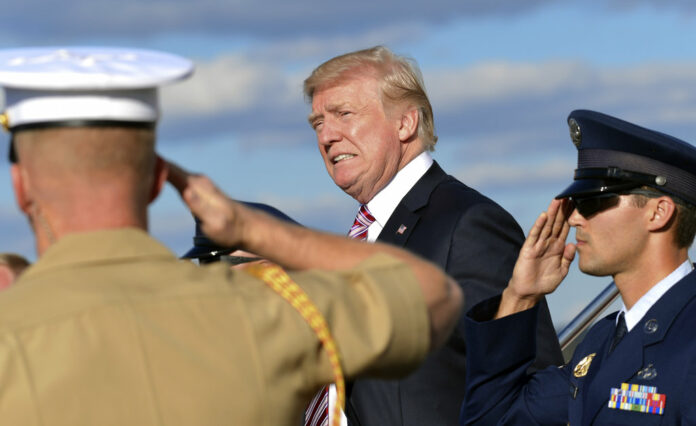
[557,282,620,359]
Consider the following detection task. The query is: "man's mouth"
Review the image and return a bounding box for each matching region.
[332,153,355,164]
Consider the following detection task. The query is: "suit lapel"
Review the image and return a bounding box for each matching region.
[378,162,448,246]
[379,209,419,247]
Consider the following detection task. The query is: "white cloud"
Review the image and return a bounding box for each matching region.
[221,190,355,234]
[426,61,593,108]
[162,54,301,115]
[159,27,425,118]
[454,157,575,188]
[656,107,696,123]
[161,54,696,133]
[426,60,696,116]
[253,25,425,63]
[0,0,554,42]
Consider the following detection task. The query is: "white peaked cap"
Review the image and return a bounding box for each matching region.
[0,47,194,130]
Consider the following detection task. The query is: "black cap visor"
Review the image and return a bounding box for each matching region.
[555,178,641,200]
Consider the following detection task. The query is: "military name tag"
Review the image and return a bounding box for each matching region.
[608,383,666,415]
[573,353,596,377]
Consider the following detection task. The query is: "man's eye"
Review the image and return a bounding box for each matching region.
[339,111,351,117]
[313,121,323,130]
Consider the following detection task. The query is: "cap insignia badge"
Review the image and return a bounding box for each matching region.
[568,118,582,147]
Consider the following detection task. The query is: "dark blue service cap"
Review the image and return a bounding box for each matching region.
[555,109,696,205]
[181,202,300,260]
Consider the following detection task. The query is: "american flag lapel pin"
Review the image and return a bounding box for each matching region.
[397,224,407,235]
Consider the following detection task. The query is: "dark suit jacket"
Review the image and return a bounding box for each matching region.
[461,269,696,425]
[345,162,563,426]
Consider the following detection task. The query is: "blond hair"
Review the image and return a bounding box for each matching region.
[304,46,438,151]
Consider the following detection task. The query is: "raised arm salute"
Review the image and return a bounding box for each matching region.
[496,199,576,319]
[462,110,696,425]
[167,161,463,350]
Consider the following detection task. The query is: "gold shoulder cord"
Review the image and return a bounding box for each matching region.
[246,263,345,426]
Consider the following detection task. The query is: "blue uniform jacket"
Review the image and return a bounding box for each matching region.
[461,269,696,425]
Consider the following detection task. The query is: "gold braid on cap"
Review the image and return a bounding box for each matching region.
[0,113,9,131]
[246,263,345,426]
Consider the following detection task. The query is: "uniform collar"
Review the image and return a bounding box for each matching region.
[619,259,693,331]
[19,228,176,282]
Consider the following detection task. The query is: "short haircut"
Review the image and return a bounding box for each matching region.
[630,188,696,248]
[304,46,438,151]
[14,126,157,207]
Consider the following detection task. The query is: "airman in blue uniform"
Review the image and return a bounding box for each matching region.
[461,110,696,425]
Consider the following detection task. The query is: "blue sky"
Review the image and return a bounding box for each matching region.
[1,0,696,328]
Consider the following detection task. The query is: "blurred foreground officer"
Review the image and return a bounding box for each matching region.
[304,46,562,426]
[0,47,462,426]
[461,110,696,425]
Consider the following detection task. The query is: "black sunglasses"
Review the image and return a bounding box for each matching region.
[570,189,662,218]
[569,194,620,218]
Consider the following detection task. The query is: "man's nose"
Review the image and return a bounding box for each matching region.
[567,205,583,227]
[317,120,341,146]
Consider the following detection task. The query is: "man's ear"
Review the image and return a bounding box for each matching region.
[398,108,419,142]
[10,164,32,215]
[647,196,678,232]
[149,155,169,204]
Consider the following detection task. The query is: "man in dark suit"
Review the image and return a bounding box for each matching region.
[461,110,696,424]
[303,45,563,426]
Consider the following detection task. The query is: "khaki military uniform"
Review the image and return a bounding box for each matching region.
[0,229,429,426]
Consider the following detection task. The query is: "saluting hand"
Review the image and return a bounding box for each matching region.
[165,159,247,249]
[496,199,576,318]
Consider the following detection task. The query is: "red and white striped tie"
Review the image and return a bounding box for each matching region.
[348,204,375,241]
[305,384,329,426]
[304,205,374,426]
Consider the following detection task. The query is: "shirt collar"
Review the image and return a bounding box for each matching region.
[619,259,693,331]
[365,151,433,240]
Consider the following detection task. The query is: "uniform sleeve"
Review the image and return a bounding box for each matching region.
[290,253,430,388]
[461,297,570,425]
[448,202,564,370]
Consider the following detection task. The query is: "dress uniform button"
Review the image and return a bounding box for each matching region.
[644,319,658,334]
